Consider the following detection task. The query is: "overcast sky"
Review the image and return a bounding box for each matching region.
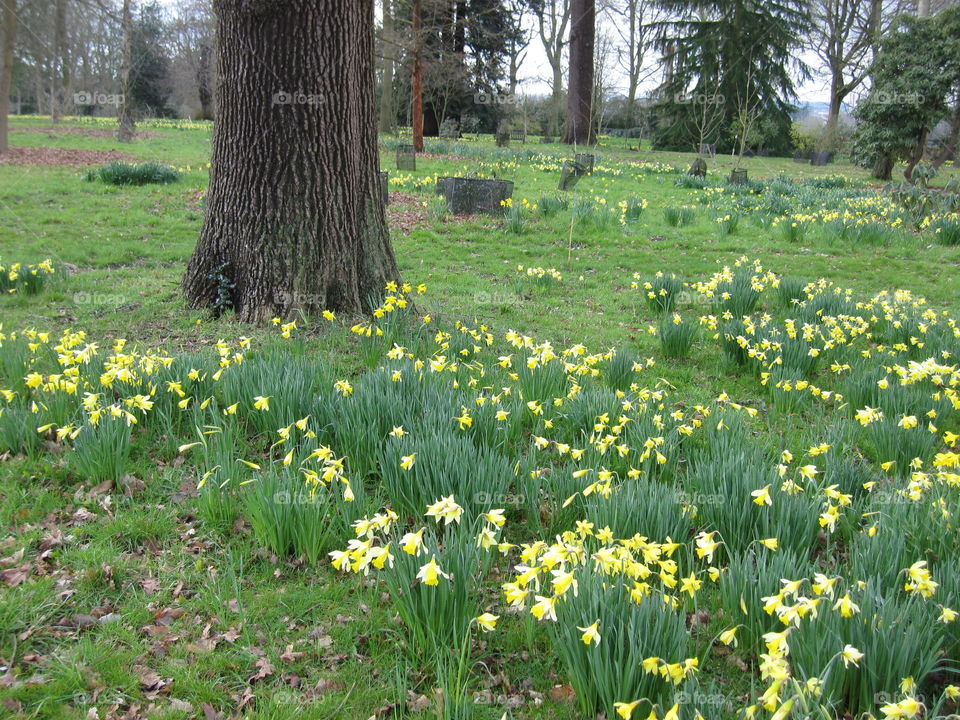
[156,0,832,104]
[511,10,831,103]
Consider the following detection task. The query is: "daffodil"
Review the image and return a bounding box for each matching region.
[474,613,499,632]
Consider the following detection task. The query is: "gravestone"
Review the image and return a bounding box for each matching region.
[436,177,513,215]
[574,153,595,174]
[688,158,707,177]
[810,151,834,166]
[559,161,586,191]
[439,118,460,139]
[495,124,510,147]
[729,168,748,184]
[396,144,416,171]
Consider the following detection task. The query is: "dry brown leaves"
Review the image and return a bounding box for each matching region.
[0,146,137,167]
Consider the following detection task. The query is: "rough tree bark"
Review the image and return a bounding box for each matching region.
[563,0,594,145]
[117,0,135,142]
[182,0,400,323]
[903,127,929,182]
[411,0,424,151]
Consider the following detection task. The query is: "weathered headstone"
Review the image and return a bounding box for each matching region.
[439,118,460,139]
[559,161,585,191]
[574,153,595,174]
[396,144,416,171]
[436,177,514,215]
[729,168,748,184]
[688,158,707,177]
[810,151,834,167]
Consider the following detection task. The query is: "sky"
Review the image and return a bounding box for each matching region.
[155,0,833,105]
[511,10,832,104]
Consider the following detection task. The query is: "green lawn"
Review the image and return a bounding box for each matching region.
[1,116,959,720]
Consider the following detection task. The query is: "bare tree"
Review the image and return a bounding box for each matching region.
[731,66,764,169]
[0,0,16,153]
[117,0,135,141]
[505,0,531,94]
[378,0,395,133]
[808,0,882,142]
[531,0,570,136]
[411,0,425,149]
[51,0,68,121]
[168,0,216,119]
[601,0,658,128]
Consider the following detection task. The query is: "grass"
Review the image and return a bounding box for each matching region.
[1,115,959,719]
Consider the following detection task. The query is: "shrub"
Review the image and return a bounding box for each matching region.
[84,161,181,186]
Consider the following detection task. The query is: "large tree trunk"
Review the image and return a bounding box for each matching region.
[117,0,135,142]
[182,0,399,323]
[903,127,928,183]
[411,0,424,151]
[563,0,594,145]
[378,0,394,134]
[197,41,214,120]
[550,64,563,136]
[872,152,893,180]
[824,68,845,145]
[0,0,14,154]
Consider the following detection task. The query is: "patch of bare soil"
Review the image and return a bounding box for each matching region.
[387,193,427,234]
[0,146,138,167]
[416,152,465,162]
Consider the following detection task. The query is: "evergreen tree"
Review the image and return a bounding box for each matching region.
[851,6,960,180]
[651,0,811,155]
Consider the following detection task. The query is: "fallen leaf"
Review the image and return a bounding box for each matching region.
[248,657,274,683]
[279,644,304,663]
